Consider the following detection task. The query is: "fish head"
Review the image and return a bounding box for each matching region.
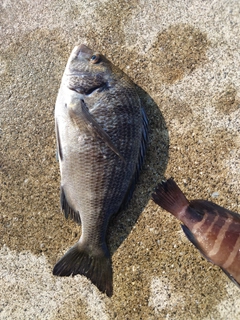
[64,44,116,95]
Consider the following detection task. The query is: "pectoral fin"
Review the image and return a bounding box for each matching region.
[69,100,125,162]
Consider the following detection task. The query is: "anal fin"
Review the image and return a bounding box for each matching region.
[60,186,81,225]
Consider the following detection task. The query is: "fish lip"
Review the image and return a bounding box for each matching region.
[65,71,90,77]
[73,44,93,60]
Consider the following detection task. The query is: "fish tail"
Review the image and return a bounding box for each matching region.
[152,178,189,217]
[53,242,113,297]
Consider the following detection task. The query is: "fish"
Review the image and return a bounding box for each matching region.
[152,178,240,288]
[53,44,148,296]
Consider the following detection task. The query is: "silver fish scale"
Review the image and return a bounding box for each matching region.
[77,93,141,245]
[56,82,142,247]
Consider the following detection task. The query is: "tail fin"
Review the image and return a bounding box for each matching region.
[53,242,113,297]
[152,178,189,216]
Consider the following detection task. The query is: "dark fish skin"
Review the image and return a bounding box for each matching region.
[152,178,240,288]
[53,44,148,296]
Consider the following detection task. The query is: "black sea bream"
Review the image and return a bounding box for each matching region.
[53,44,148,296]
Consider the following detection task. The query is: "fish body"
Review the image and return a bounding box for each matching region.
[54,44,148,296]
[152,178,240,288]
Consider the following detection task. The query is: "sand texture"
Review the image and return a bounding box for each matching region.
[1,0,240,319]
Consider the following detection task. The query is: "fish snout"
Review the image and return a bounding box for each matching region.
[73,44,93,60]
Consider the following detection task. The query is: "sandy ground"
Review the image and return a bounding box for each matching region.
[1,0,240,319]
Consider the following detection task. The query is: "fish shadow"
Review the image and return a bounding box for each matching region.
[108,85,169,254]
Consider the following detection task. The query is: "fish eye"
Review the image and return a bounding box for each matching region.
[90,54,101,64]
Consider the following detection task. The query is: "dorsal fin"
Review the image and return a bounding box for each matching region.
[118,107,148,213]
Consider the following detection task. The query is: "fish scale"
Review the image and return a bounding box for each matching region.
[53,44,148,296]
[152,178,240,288]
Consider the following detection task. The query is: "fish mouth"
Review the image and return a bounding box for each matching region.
[73,44,93,60]
[65,71,107,95]
[68,83,108,96]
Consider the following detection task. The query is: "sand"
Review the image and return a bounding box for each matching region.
[1,0,240,319]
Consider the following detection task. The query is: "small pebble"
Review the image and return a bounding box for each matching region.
[211,191,219,198]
